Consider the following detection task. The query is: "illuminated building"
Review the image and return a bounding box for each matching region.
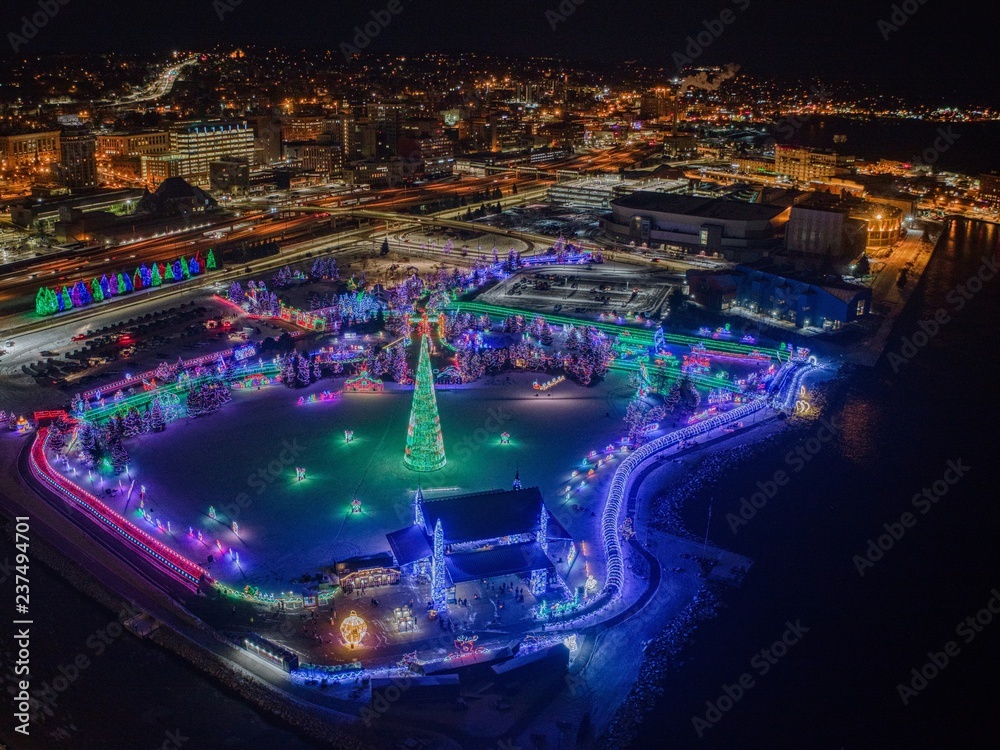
[142,121,254,186]
[346,157,412,188]
[326,112,361,161]
[688,266,872,328]
[605,191,790,262]
[733,154,776,176]
[786,194,903,259]
[0,129,60,175]
[775,145,855,183]
[361,102,405,158]
[58,126,98,189]
[549,176,686,210]
[140,153,188,185]
[979,172,1000,208]
[489,112,529,152]
[96,131,169,159]
[385,485,573,608]
[639,89,671,121]
[97,130,169,183]
[397,129,455,177]
[283,137,344,179]
[280,115,326,143]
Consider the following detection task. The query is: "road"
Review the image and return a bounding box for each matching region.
[0,141,660,329]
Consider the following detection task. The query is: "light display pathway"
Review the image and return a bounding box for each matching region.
[22,306,818,683]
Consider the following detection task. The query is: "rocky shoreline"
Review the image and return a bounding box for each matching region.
[598,587,722,749]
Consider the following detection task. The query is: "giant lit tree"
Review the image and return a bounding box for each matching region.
[403,336,446,472]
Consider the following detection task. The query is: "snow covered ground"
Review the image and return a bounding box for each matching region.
[75,369,635,595]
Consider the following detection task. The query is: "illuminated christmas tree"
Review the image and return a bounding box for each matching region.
[35,287,58,316]
[403,335,446,472]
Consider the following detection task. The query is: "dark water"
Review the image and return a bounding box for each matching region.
[778,116,1000,175]
[634,218,1000,748]
[0,534,322,750]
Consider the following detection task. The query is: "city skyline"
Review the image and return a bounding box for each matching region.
[1,0,994,105]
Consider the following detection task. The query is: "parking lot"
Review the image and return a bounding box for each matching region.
[13,298,263,390]
[477,266,677,319]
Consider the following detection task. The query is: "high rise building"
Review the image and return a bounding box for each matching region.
[252,116,283,165]
[58,126,98,189]
[327,112,361,161]
[489,112,527,152]
[170,121,254,175]
[640,89,671,121]
[362,102,405,158]
[398,124,454,177]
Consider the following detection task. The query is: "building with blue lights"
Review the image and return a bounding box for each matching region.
[386,485,574,608]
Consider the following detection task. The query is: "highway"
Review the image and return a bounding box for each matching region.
[0,143,658,334]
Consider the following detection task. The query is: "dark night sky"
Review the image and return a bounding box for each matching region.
[4,0,993,105]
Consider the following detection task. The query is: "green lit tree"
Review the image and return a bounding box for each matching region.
[206,249,217,270]
[151,263,163,286]
[35,287,58,316]
[91,278,104,302]
[403,336,447,471]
